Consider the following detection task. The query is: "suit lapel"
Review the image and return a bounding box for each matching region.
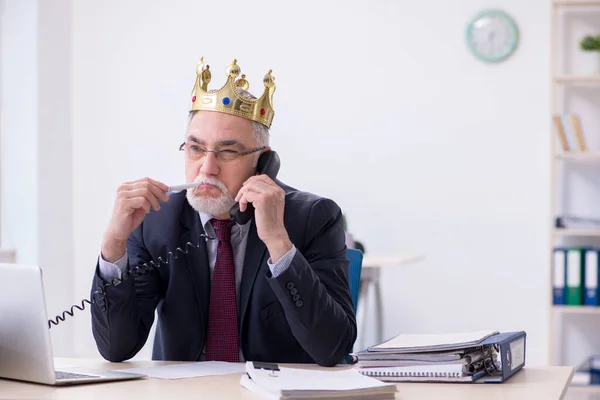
[179,202,210,342]
[239,219,267,330]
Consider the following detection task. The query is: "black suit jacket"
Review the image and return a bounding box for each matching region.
[90,181,356,367]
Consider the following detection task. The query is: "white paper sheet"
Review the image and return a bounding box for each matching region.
[242,363,397,398]
[115,361,246,379]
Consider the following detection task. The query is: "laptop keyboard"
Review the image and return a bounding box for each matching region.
[56,371,100,380]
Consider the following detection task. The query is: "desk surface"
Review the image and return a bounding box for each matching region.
[0,358,574,399]
[362,255,423,269]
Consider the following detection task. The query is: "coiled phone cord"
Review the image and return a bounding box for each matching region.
[47,235,213,329]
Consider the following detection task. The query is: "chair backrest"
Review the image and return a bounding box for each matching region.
[346,248,363,313]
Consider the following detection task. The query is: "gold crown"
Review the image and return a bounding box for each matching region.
[189,57,275,128]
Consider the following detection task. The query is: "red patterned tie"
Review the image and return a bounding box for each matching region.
[206,218,239,362]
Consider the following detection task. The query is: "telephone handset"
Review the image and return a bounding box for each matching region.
[229,150,281,225]
[48,150,281,328]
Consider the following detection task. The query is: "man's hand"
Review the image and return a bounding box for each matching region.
[235,175,292,263]
[101,177,169,263]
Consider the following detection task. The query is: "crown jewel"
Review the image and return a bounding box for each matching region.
[189,57,275,128]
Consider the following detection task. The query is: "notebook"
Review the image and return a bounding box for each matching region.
[368,330,499,353]
[357,363,488,383]
[355,348,465,362]
[241,362,397,400]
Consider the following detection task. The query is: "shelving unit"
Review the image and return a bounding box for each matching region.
[550,0,600,393]
[553,0,600,6]
[555,152,600,160]
[553,228,600,237]
[554,76,600,84]
[554,305,600,314]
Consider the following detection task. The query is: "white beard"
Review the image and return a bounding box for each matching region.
[185,175,236,216]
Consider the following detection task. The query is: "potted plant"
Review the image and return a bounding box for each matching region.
[579,34,600,74]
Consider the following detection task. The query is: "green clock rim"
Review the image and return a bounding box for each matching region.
[465,9,519,63]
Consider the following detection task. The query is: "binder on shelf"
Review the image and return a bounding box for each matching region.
[584,248,599,306]
[553,248,566,305]
[569,114,588,152]
[552,115,577,152]
[354,331,526,384]
[553,115,571,151]
[566,248,584,306]
[555,215,600,230]
[552,114,589,152]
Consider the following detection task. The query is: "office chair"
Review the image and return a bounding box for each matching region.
[345,248,363,362]
[346,248,363,314]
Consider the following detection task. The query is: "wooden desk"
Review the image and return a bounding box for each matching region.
[357,255,423,350]
[0,359,573,399]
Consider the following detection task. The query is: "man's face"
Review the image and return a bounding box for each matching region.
[183,111,259,218]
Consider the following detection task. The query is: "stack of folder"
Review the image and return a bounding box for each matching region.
[553,247,600,306]
[241,361,398,399]
[352,330,527,383]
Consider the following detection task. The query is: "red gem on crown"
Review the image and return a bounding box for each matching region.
[192,96,197,102]
[260,108,265,116]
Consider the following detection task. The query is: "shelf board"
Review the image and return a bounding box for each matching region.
[555,152,600,161]
[553,228,600,237]
[554,306,600,314]
[553,0,600,5]
[554,75,600,84]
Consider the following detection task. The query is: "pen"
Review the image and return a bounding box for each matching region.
[166,182,201,193]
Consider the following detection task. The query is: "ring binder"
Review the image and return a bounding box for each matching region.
[483,344,502,376]
[366,370,463,378]
[354,331,526,383]
[357,364,467,380]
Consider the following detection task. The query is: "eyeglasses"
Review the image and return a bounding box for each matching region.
[179,141,266,162]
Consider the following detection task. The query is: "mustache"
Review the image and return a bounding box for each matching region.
[191,175,228,193]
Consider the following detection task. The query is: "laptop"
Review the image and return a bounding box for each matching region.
[0,263,146,385]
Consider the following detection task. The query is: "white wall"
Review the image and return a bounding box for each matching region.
[0,0,74,356]
[4,0,552,364]
[0,0,38,263]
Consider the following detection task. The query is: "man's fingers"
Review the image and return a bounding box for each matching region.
[145,181,169,203]
[140,177,169,192]
[123,189,161,211]
[238,192,259,212]
[128,181,169,203]
[238,194,248,212]
[236,180,280,203]
[120,178,169,200]
[243,174,277,187]
[240,181,272,195]
[237,190,262,210]
[126,197,152,214]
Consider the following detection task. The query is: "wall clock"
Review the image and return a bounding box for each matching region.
[466,9,519,63]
